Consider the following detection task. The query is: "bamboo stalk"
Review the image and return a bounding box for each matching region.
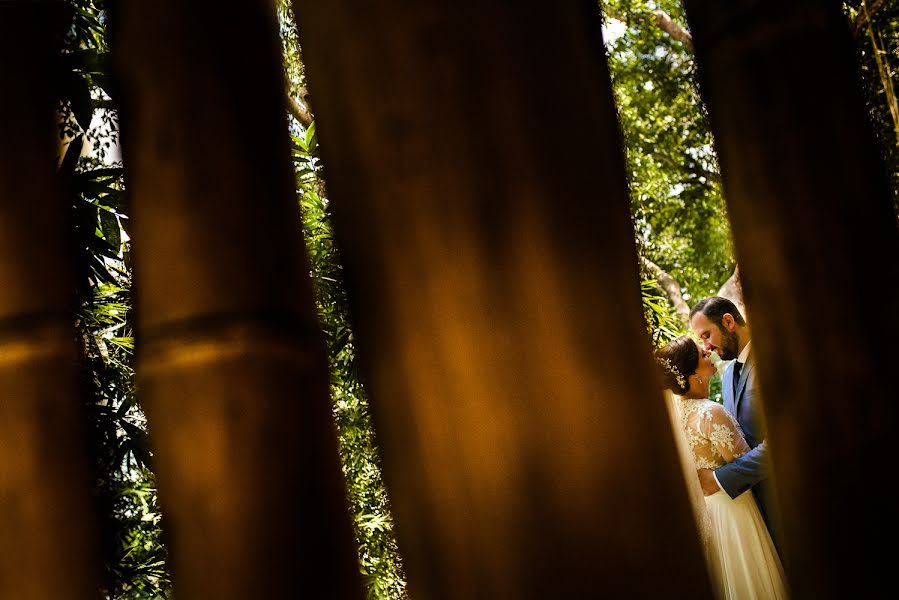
[291,1,714,597]
[0,4,100,598]
[684,0,899,595]
[111,1,361,596]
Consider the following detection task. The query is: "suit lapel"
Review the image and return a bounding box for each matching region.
[734,353,754,411]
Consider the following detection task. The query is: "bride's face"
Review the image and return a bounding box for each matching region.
[694,342,717,381]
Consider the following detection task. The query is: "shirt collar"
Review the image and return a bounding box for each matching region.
[737,340,752,364]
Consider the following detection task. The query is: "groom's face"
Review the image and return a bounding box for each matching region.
[690,312,740,361]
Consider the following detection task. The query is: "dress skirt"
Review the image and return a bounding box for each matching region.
[704,490,789,600]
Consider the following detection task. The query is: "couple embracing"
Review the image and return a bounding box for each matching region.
[655,296,788,600]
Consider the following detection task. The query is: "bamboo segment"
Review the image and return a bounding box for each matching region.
[684,0,899,596]
[291,1,714,597]
[0,4,100,599]
[112,1,361,597]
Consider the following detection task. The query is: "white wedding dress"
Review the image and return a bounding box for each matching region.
[667,395,789,600]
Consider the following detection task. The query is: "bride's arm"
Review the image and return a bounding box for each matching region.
[703,403,751,463]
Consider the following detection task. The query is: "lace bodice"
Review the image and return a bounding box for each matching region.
[676,398,750,470]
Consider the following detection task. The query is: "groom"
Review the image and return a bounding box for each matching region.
[689,296,780,550]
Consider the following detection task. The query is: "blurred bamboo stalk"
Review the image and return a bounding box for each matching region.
[684,0,899,596]
[111,0,362,597]
[0,3,100,598]
[291,1,714,598]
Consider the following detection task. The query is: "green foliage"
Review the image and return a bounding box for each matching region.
[290,102,409,600]
[74,207,173,599]
[602,0,735,304]
[845,0,899,217]
[60,0,119,162]
[641,278,686,347]
[603,0,899,321]
[605,0,899,370]
[281,4,408,597]
[102,475,169,600]
[61,2,173,598]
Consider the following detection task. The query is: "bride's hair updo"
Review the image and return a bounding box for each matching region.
[654,335,699,396]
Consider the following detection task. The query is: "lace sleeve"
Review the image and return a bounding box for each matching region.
[663,392,715,552]
[700,402,751,464]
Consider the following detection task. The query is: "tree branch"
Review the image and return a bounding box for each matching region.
[650,10,694,52]
[853,0,889,38]
[286,84,314,128]
[603,8,694,52]
[716,265,746,321]
[656,152,721,185]
[641,257,690,322]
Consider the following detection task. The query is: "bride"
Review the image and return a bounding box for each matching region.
[655,335,788,600]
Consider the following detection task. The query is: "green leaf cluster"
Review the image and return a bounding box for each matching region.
[61,2,173,598]
[291,107,409,600]
[641,278,685,347]
[845,0,899,217]
[281,4,408,597]
[602,0,735,305]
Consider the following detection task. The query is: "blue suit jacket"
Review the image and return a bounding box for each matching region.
[716,350,777,538]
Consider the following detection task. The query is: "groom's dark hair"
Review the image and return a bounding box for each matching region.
[689,296,746,327]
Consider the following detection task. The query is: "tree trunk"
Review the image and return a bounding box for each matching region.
[716,265,745,320]
[286,84,314,128]
[0,4,100,598]
[291,1,714,598]
[651,10,695,51]
[110,0,361,597]
[852,0,889,38]
[685,0,899,595]
[642,257,691,322]
[603,6,694,52]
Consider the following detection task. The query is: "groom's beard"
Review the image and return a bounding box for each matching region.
[717,328,740,361]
